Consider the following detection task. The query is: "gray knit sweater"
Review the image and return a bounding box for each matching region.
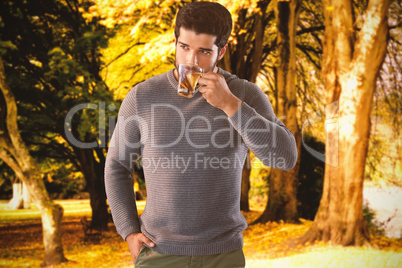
[105,68,297,256]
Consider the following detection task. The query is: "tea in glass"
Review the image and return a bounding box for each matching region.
[177,63,203,98]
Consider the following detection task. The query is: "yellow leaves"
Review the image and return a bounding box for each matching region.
[243,219,307,258]
[130,16,151,39]
[54,135,66,144]
[219,0,259,13]
[83,5,105,22]
[86,0,267,34]
[2,202,402,267]
[123,2,136,16]
[76,76,84,84]
[139,30,175,65]
[160,0,178,9]
[84,0,134,27]
[242,215,339,261]
[85,0,173,28]
[47,174,53,183]
[370,234,402,252]
[102,18,117,28]
[326,6,334,11]
[133,0,154,10]
[238,29,248,35]
[218,0,259,24]
[134,182,140,192]
[242,208,402,266]
[29,59,42,68]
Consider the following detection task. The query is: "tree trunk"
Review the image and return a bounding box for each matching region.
[5,183,23,210]
[0,58,67,265]
[77,147,109,230]
[240,151,251,211]
[5,182,31,210]
[23,172,66,266]
[255,0,301,224]
[219,2,271,211]
[6,183,20,209]
[22,182,31,209]
[301,0,389,246]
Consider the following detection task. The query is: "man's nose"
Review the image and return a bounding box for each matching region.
[186,51,198,65]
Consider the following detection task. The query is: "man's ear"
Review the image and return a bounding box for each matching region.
[218,44,228,60]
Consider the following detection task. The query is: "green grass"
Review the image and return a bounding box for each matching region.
[0,200,90,222]
[0,200,146,222]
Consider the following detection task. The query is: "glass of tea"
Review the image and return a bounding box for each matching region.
[177,63,203,98]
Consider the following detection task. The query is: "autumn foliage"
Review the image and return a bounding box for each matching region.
[1,200,401,267]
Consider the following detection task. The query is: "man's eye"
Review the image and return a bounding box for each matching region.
[181,45,189,50]
[201,50,211,55]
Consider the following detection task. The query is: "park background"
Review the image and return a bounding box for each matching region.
[0,0,401,267]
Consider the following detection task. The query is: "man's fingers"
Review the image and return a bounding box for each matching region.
[126,233,155,264]
[127,232,155,249]
[139,234,155,247]
[198,72,216,86]
[198,77,209,87]
[198,86,207,94]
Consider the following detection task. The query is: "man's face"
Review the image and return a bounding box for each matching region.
[175,27,226,74]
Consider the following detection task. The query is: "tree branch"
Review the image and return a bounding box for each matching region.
[0,147,24,179]
[296,44,321,70]
[297,26,325,35]
[249,2,266,83]
[0,133,20,161]
[389,21,402,29]
[104,42,145,68]
[0,58,27,165]
[351,0,389,79]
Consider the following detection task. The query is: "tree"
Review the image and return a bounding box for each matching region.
[254,0,302,223]
[365,0,402,186]
[0,58,66,266]
[301,0,390,246]
[219,0,273,212]
[0,0,114,230]
[5,180,31,210]
[221,0,326,215]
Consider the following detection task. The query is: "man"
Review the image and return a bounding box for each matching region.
[105,2,297,267]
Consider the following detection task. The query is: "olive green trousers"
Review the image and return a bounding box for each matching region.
[134,246,246,268]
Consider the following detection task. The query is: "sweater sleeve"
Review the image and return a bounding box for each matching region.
[104,88,143,240]
[228,81,298,171]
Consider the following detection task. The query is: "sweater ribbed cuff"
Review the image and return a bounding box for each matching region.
[228,102,256,132]
[119,224,142,241]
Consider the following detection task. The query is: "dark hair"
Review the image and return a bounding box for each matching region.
[174,2,233,49]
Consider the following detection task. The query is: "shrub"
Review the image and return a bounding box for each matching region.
[363,202,386,236]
